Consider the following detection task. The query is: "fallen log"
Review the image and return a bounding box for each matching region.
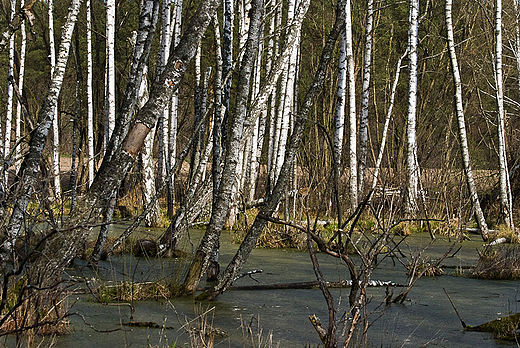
[212,279,403,291]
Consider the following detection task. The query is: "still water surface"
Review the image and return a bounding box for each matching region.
[45,225,520,347]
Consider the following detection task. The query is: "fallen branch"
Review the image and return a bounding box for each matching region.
[204,279,403,291]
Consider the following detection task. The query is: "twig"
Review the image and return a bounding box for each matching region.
[443,288,466,329]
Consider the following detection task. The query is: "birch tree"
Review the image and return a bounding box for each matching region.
[445,0,489,240]
[346,0,357,209]
[494,0,514,229]
[182,0,264,294]
[14,6,26,174]
[333,24,346,173]
[406,0,420,215]
[87,0,94,187]
[105,0,116,153]
[207,0,346,300]
[358,0,374,197]
[2,0,83,258]
[49,0,61,199]
[4,0,16,185]
[26,0,220,287]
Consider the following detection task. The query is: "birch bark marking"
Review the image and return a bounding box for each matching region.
[208,0,346,300]
[14,7,26,174]
[445,0,489,240]
[370,50,407,193]
[87,0,94,187]
[182,0,264,294]
[4,0,16,183]
[346,0,357,209]
[2,0,83,257]
[358,0,374,197]
[495,0,514,229]
[406,0,420,215]
[105,0,116,152]
[333,27,346,171]
[49,0,61,199]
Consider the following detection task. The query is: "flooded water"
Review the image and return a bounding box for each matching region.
[25,225,520,347]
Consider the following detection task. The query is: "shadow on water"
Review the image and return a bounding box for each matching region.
[43,225,520,347]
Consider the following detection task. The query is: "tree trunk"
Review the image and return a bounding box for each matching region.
[29,0,219,282]
[346,0,357,210]
[86,0,94,187]
[406,0,420,216]
[2,0,83,259]
[207,0,346,300]
[4,0,16,185]
[181,0,264,294]
[49,0,61,199]
[105,0,116,154]
[358,0,374,198]
[14,7,26,174]
[445,0,489,240]
[495,0,514,229]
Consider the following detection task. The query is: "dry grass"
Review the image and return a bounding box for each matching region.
[471,245,520,280]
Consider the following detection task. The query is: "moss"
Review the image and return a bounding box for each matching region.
[466,313,520,340]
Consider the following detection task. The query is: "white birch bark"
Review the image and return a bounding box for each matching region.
[168,0,183,206]
[358,0,374,197]
[248,38,264,201]
[4,0,16,183]
[14,10,26,174]
[445,0,489,239]
[87,0,94,187]
[49,0,61,199]
[3,0,83,256]
[157,0,173,189]
[406,0,420,215]
[346,0,357,209]
[139,66,160,227]
[515,0,520,96]
[495,0,514,229]
[370,50,407,193]
[105,0,116,151]
[333,28,346,170]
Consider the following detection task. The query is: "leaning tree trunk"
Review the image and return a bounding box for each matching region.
[370,50,407,193]
[1,0,83,261]
[90,0,159,263]
[406,0,420,216]
[14,6,26,174]
[207,0,347,300]
[27,0,219,288]
[495,0,514,229]
[445,0,489,240]
[181,0,264,294]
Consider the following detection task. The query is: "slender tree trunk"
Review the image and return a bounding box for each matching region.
[105,0,116,153]
[28,0,218,282]
[495,0,514,229]
[87,0,94,188]
[139,66,160,227]
[445,0,489,240]
[182,0,264,294]
[370,50,407,193]
[358,0,374,197]
[2,0,83,258]
[14,10,26,174]
[207,0,346,300]
[49,0,61,199]
[333,27,346,171]
[4,0,16,185]
[406,0,420,215]
[346,0,357,210]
